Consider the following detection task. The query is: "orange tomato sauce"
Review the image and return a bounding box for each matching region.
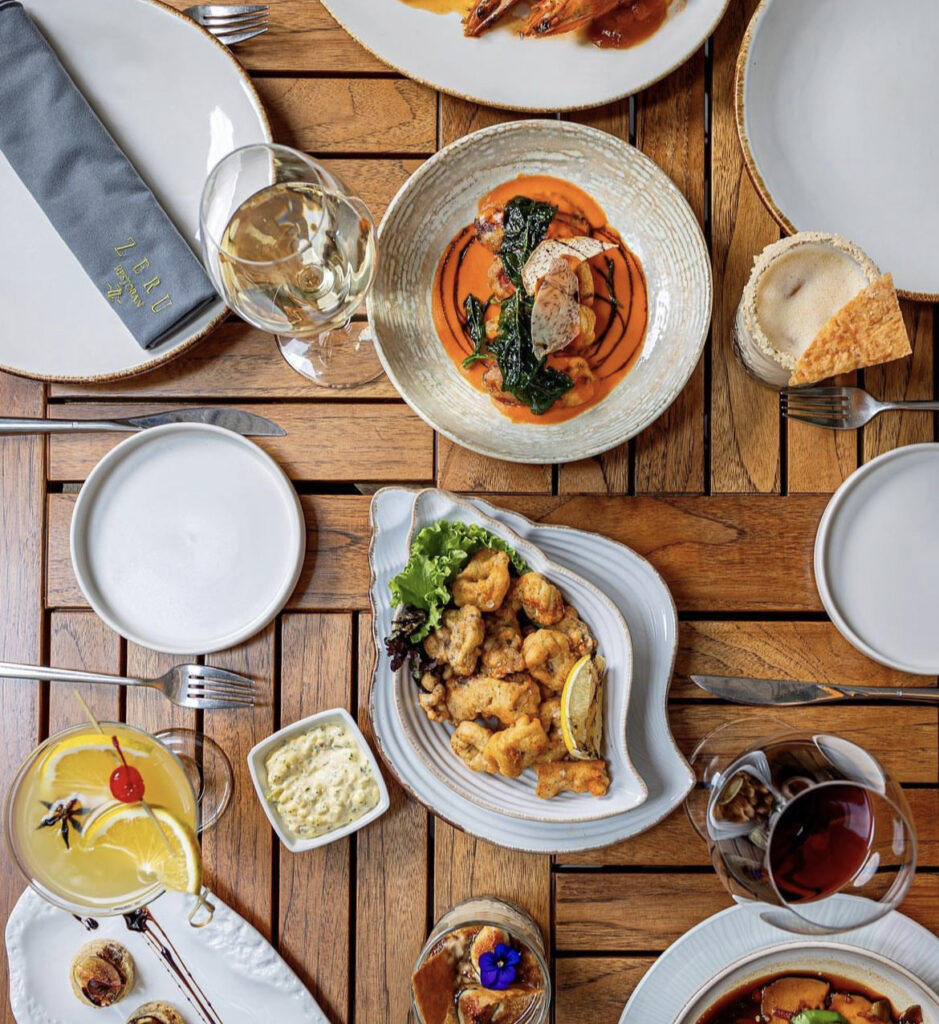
[431,174,648,425]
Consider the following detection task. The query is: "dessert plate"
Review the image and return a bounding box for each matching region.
[370,120,712,464]
[393,489,646,823]
[738,0,939,299]
[318,0,730,112]
[815,444,939,676]
[6,887,328,1023]
[619,901,939,1023]
[70,424,305,655]
[369,487,693,854]
[0,0,270,381]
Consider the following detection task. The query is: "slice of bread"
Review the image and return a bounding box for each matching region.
[789,273,911,386]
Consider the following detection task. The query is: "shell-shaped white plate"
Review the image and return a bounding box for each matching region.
[369,487,693,854]
[5,887,327,1023]
[391,489,645,823]
[369,120,712,465]
[619,901,939,1023]
[317,0,730,113]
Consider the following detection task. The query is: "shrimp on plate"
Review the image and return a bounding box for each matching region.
[521,0,621,36]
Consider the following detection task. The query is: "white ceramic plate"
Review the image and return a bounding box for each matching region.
[674,942,939,1024]
[738,0,939,299]
[370,120,712,465]
[814,444,939,676]
[247,707,391,852]
[369,487,693,853]
[318,0,729,112]
[0,0,270,382]
[70,424,305,655]
[392,489,646,823]
[619,902,939,1023]
[5,887,328,1023]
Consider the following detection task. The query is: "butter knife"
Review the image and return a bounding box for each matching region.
[0,408,285,436]
[691,674,939,705]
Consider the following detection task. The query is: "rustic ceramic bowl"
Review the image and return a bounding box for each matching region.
[369,120,711,465]
[673,942,939,1024]
[389,488,647,824]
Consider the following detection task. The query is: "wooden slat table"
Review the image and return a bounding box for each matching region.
[2,1,937,1020]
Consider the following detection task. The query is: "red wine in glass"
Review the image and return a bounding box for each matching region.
[769,782,875,904]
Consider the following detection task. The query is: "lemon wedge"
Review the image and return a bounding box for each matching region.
[82,804,201,895]
[560,655,605,760]
[39,732,151,801]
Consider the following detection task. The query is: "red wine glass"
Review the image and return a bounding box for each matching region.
[685,721,917,934]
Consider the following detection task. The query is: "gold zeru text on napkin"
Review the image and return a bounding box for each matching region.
[104,237,173,315]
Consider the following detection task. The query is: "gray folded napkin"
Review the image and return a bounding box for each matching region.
[0,1,217,349]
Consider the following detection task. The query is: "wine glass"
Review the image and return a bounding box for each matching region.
[4,721,232,927]
[199,143,382,388]
[685,720,917,934]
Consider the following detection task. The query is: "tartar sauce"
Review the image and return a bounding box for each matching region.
[264,722,379,839]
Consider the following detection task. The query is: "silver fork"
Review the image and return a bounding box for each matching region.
[780,386,939,430]
[183,4,269,45]
[0,661,257,710]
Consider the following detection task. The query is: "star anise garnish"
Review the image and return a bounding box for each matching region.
[38,797,89,850]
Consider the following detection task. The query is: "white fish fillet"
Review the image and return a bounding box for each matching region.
[530,256,581,360]
[521,236,615,296]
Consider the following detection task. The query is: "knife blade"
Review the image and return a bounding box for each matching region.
[690,674,939,705]
[0,408,286,437]
[125,408,285,436]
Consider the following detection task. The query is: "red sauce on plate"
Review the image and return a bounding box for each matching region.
[431,174,648,425]
[587,0,669,49]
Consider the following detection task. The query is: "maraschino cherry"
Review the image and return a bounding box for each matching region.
[109,735,145,803]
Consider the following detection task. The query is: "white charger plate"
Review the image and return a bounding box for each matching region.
[369,487,693,854]
[70,424,305,655]
[814,444,939,676]
[6,887,328,1023]
[318,0,730,112]
[0,0,270,382]
[620,901,939,1022]
[738,0,939,299]
[393,489,646,823]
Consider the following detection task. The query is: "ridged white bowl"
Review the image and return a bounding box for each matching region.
[390,489,646,823]
[369,120,712,465]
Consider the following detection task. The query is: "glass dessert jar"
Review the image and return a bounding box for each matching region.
[410,896,550,1024]
[733,232,879,388]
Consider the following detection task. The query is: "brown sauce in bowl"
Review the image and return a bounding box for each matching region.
[431,174,648,425]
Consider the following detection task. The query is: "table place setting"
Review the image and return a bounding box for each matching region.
[2,0,939,1023]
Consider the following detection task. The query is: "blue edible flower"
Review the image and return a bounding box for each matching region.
[479,943,521,991]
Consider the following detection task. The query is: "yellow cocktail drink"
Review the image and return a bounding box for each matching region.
[5,722,200,915]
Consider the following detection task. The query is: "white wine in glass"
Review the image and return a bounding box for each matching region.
[201,144,382,388]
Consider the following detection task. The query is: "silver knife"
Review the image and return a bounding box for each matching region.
[691,674,939,705]
[0,408,285,437]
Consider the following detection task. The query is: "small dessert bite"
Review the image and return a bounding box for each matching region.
[126,1001,187,1024]
[70,939,135,1008]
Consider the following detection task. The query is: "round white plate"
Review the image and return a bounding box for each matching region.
[370,120,712,465]
[394,489,646,824]
[738,0,939,299]
[619,902,939,1023]
[0,0,270,382]
[7,887,328,1023]
[319,0,729,112]
[369,487,694,854]
[70,424,305,655]
[814,444,939,676]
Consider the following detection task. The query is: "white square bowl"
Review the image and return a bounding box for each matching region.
[247,707,390,853]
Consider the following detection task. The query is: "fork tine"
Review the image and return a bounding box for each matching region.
[187,680,257,695]
[781,412,848,429]
[211,26,268,43]
[201,12,268,26]
[187,666,256,685]
[192,697,256,710]
[199,3,268,13]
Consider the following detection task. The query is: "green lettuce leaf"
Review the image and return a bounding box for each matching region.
[389,520,529,641]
